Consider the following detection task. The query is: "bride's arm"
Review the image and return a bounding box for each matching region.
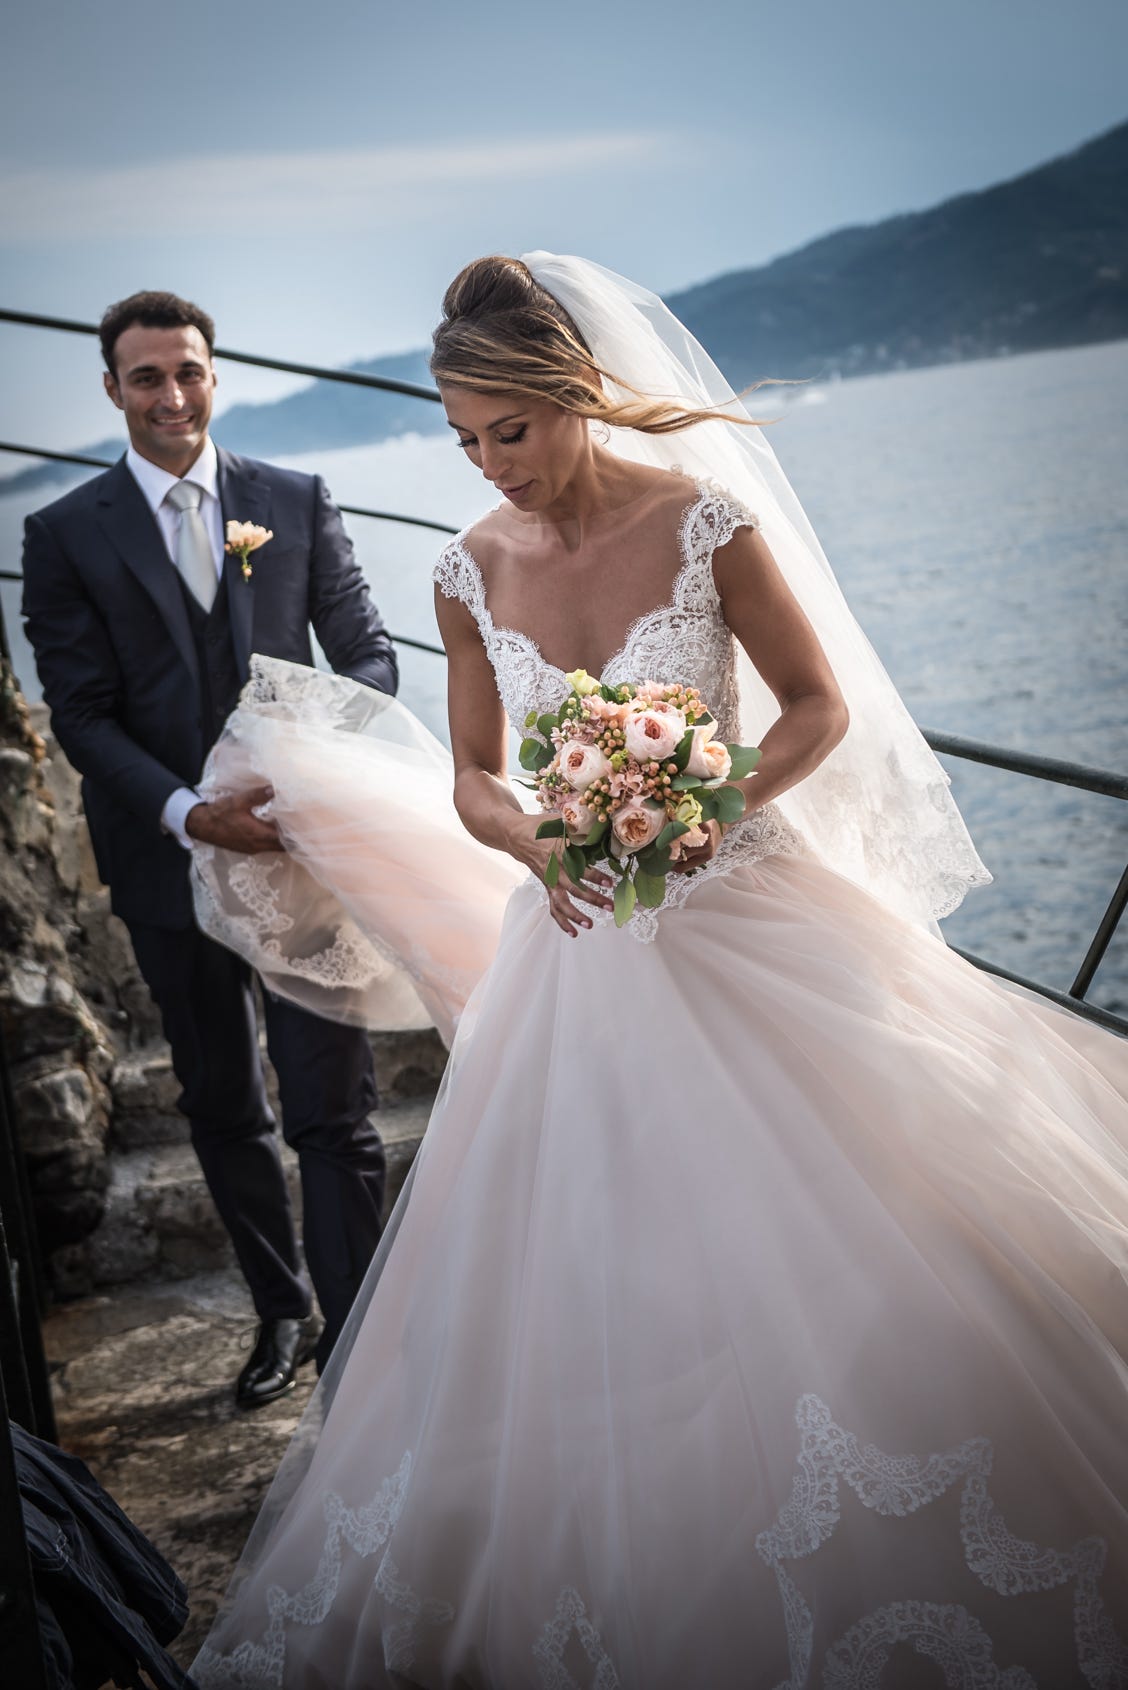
[435,586,613,936]
[714,525,849,815]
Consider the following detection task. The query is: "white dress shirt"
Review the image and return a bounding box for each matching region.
[126,438,224,850]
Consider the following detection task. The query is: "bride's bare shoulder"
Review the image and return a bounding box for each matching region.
[459,507,512,572]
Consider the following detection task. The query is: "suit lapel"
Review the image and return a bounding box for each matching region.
[217,448,271,681]
[95,458,199,685]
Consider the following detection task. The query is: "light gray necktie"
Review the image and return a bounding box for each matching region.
[164,479,217,612]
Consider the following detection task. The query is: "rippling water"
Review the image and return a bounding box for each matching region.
[3,340,1125,1014]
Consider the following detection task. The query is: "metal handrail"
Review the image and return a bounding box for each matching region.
[0,441,460,543]
[0,307,442,402]
[0,440,454,652]
[0,406,1123,1037]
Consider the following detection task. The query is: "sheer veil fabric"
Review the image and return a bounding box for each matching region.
[520,252,990,930]
[188,259,1128,1689]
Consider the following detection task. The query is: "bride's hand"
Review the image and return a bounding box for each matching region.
[507,816,614,938]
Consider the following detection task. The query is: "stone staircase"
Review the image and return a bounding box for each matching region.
[82,1028,445,1294]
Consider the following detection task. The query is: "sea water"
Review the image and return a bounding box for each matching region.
[2,339,1125,1014]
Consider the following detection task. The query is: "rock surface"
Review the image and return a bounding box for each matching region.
[44,1270,319,1671]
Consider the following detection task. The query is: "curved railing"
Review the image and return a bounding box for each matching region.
[0,309,1125,1679]
[0,308,1123,1037]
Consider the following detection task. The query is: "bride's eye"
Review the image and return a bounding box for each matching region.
[455,437,476,451]
[498,427,526,445]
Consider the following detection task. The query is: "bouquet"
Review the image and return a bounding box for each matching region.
[520,669,761,927]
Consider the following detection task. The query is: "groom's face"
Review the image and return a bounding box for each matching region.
[104,323,217,472]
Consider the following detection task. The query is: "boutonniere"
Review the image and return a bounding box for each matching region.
[225,520,274,581]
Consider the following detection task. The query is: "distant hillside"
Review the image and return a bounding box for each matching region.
[5,118,1126,498]
[666,118,1128,384]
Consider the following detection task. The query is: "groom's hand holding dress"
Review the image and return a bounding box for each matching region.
[21,289,398,1403]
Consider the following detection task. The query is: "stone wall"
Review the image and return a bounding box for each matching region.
[0,658,118,1283]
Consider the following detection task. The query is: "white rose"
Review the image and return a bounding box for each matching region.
[558,739,611,791]
[685,724,732,781]
[610,799,666,854]
[623,705,686,764]
[559,794,597,839]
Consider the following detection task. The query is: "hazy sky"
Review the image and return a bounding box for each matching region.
[2,0,1126,447]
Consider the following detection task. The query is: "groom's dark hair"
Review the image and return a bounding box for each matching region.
[99,290,216,376]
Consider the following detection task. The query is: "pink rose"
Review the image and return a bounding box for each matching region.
[559,739,612,790]
[559,793,597,840]
[583,695,629,726]
[610,799,666,854]
[685,724,732,781]
[623,704,686,764]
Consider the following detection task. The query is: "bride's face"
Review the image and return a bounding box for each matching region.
[440,387,589,512]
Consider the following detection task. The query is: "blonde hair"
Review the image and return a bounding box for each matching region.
[431,256,777,433]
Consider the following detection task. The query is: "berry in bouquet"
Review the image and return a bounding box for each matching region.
[520,669,762,927]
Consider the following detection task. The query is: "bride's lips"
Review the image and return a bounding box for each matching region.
[500,481,533,503]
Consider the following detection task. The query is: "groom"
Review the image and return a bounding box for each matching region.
[22,291,398,1404]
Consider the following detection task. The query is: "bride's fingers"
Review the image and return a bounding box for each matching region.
[549,889,584,935]
[572,875,613,910]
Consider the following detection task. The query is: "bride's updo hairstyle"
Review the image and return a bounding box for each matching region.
[432,256,768,434]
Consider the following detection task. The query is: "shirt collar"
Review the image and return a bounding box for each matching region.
[126,436,219,514]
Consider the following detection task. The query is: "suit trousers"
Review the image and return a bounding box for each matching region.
[126,919,385,1363]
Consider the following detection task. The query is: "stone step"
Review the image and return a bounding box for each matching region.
[110,1028,448,1151]
[87,1096,433,1290]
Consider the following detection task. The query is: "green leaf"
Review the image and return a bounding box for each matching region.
[673,728,695,772]
[715,784,747,825]
[670,773,701,792]
[634,868,667,908]
[693,711,714,726]
[562,843,587,885]
[537,713,559,740]
[655,819,690,852]
[584,818,609,851]
[536,818,565,839]
[524,709,538,729]
[519,736,544,771]
[600,684,619,702]
[636,843,672,876]
[725,744,762,781]
[697,791,719,822]
[543,850,560,889]
[613,874,637,927]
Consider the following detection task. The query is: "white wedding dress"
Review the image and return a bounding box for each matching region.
[192,483,1128,1690]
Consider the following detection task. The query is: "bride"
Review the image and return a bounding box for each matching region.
[192,254,1128,1689]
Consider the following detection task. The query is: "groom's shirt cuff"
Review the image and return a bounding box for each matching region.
[161,786,201,851]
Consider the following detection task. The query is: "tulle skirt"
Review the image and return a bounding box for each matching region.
[194,835,1128,1688]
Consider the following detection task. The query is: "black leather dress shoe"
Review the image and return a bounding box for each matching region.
[235,1315,321,1408]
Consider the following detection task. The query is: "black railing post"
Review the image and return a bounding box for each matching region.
[1070,862,1128,1002]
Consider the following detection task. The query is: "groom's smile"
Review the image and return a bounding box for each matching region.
[103,320,217,475]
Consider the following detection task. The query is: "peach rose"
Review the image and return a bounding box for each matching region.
[583,695,629,726]
[610,799,666,854]
[559,794,597,839]
[559,739,611,791]
[224,520,273,552]
[669,823,710,862]
[623,705,686,764]
[685,724,732,781]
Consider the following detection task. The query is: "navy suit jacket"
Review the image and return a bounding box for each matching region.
[22,446,398,928]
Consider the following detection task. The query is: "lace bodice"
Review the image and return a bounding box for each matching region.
[433,481,813,939]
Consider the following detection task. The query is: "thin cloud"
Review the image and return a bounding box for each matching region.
[1,132,671,243]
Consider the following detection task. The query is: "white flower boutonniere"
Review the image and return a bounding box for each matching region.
[225,520,274,581]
